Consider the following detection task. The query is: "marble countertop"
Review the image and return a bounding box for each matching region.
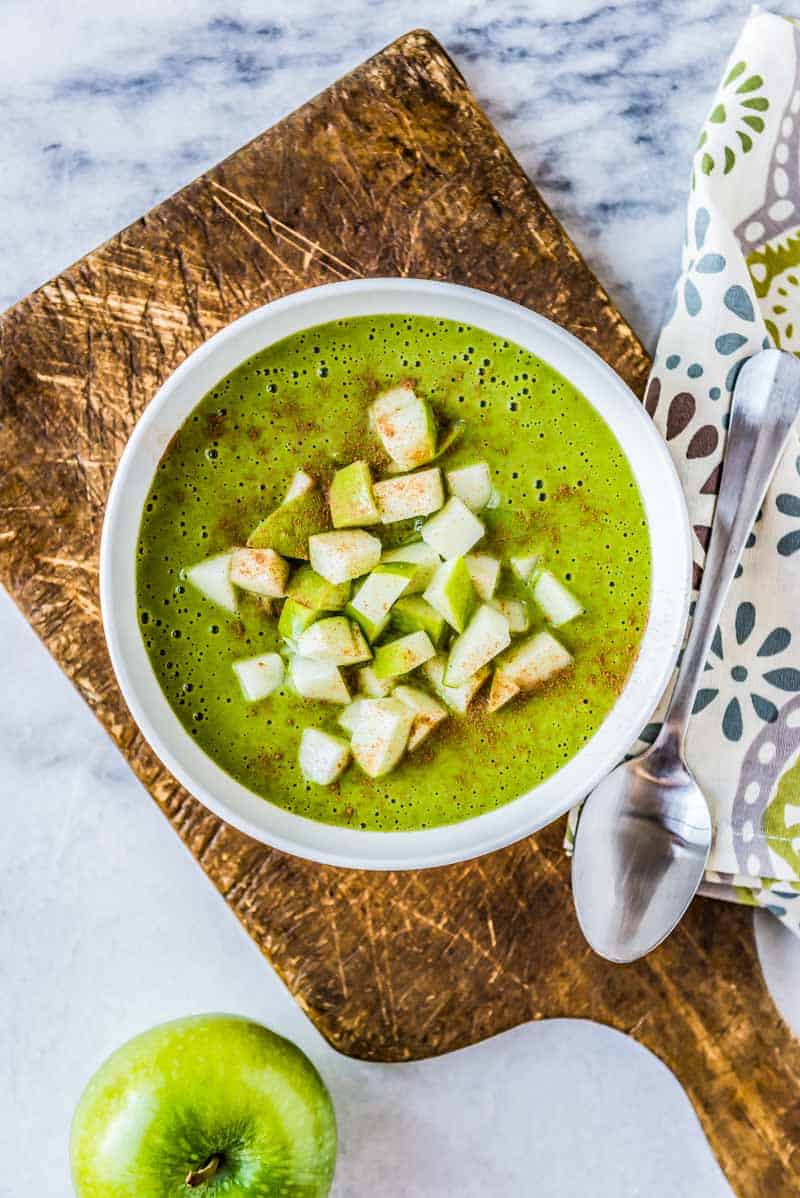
[2,2,799,1195]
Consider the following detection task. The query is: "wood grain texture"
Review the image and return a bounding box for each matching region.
[1,30,797,1195]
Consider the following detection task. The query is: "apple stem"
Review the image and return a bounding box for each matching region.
[185,1153,223,1188]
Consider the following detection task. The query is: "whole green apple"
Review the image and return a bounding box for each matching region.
[70,1014,337,1197]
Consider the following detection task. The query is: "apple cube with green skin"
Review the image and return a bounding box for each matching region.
[465,553,500,601]
[498,629,573,690]
[380,541,441,593]
[345,563,416,641]
[373,468,444,523]
[532,570,584,627]
[70,1014,337,1198]
[328,460,381,528]
[278,597,323,642]
[383,418,465,474]
[357,665,394,698]
[229,547,290,598]
[185,552,237,613]
[393,684,448,750]
[350,697,415,777]
[284,468,316,503]
[232,652,285,701]
[428,417,465,461]
[299,728,351,785]
[446,461,492,510]
[296,617,372,666]
[423,556,477,633]
[248,488,331,559]
[486,669,521,712]
[490,595,530,633]
[391,595,447,647]
[421,496,484,559]
[369,384,437,470]
[444,603,511,686]
[287,564,351,611]
[309,530,382,585]
[289,655,351,704]
[510,552,540,585]
[373,630,436,679]
[422,653,490,714]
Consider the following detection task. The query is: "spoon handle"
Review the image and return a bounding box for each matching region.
[660,349,800,746]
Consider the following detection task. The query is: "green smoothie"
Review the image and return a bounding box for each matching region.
[136,314,650,830]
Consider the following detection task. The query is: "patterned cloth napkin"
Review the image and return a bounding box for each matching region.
[567,7,800,933]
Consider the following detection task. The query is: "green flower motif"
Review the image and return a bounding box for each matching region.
[694,60,770,185]
[747,232,800,350]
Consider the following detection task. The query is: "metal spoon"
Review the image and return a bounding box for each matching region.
[572,348,800,963]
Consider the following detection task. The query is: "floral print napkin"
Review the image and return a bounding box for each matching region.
[567,7,800,932]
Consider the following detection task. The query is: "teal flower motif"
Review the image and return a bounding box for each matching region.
[776,454,800,558]
[692,602,800,741]
[665,206,726,322]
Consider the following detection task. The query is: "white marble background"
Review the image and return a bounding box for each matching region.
[2,2,800,1195]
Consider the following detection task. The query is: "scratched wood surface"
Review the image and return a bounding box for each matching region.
[1,30,798,1195]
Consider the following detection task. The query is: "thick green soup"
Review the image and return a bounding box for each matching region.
[137,314,651,830]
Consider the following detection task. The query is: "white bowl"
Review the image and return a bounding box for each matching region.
[101,278,691,870]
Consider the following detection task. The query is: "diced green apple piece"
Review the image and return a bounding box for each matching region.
[373,468,444,524]
[444,604,511,687]
[422,557,477,633]
[422,654,489,715]
[393,685,448,750]
[350,698,415,777]
[296,617,372,666]
[391,595,447,647]
[309,530,382,584]
[465,553,500,601]
[499,630,573,690]
[229,547,290,598]
[299,728,351,785]
[486,670,521,713]
[329,460,381,528]
[369,384,437,470]
[428,418,465,462]
[421,497,484,559]
[284,469,316,504]
[248,489,331,559]
[509,553,540,584]
[185,552,237,613]
[287,564,351,611]
[489,596,530,634]
[373,631,436,679]
[357,665,394,699]
[532,570,584,627]
[338,699,369,736]
[278,597,322,641]
[345,563,416,641]
[232,652,285,702]
[380,541,441,593]
[446,462,492,510]
[288,656,350,704]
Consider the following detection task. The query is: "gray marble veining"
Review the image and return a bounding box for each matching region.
[1,0,783,346]
[1,3,797,1196]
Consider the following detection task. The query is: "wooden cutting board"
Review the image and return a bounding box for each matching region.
[1,29,798,1196]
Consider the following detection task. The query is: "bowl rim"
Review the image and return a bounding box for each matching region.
[100,277,692,870]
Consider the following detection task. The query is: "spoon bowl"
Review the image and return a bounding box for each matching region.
[572,737,712,962]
